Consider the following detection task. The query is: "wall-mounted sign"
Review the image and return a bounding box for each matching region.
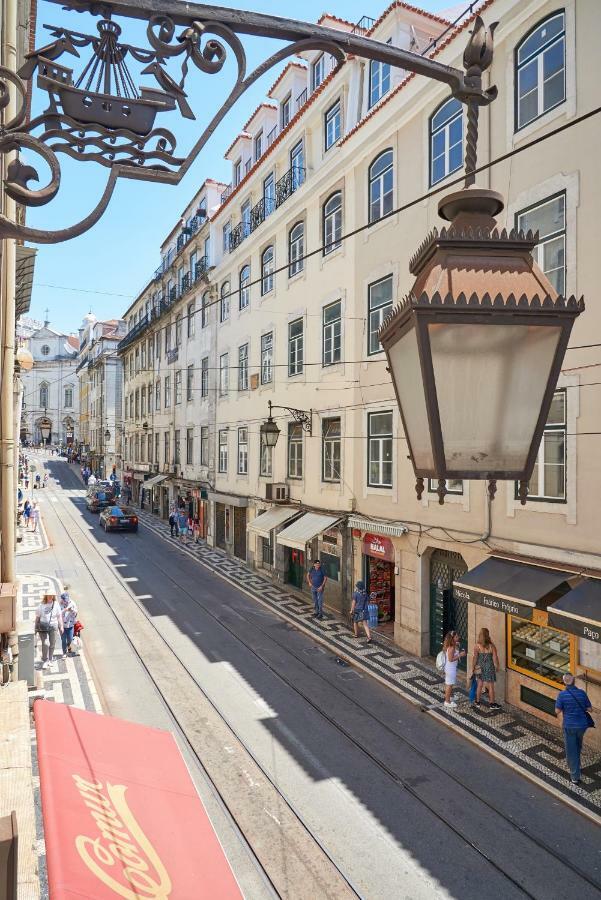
[363,533,395,563]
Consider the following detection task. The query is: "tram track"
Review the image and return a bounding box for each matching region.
[47,467,601,899]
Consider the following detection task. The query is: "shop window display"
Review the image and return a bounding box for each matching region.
[509,617,573,687]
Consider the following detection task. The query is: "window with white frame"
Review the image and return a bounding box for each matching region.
[254,130,263,161]
[164,375,171,408]
[368,411,393,487]
[165,324,172,352]
[186,427,194,465]
[147,432,153,462]
[187,301,195,338]
[261,332,273,384]
[39,382,49,407]
[322,417,341,482]
[218,430,228,473]
[369,149,394,223]
[519,389,566,501]
[222,221,231,254]
[186,365,194,402]
[148,381,153,413]
[220,282,230,323]
[238,344,248,391]
[237,427,248,474]
[201,291,209,328]
[201,356,208,398]
[239,264,250,310]
[430,98,463,186]
[323,192,342,254]
[281,94,291,129]
[323,300,342,366]
[219,353,229,395]
[155,329,161,358]
[312,53,325,91]
[234,158,242,185]
[288,221,304,277]
[148,336,154,366]
[288,318,303,376]
[201,426,209,466]
[174,429,181,465]
[428,478,463,495]
[290,140,305,190]
[241,199,251,238]
[64,385,73,407]
[261,246,274,295]
[154,432,159,464]
[189,250,197,282]
[368,276,393,354]
[141,386,146,417]
[288,423,303,478]
[517,193,566,295]
[369,54,390,109]
[264,173,275,215]
[164,431,170,464]
[260,436,272,477]
[325,99,341,150]
[141,342,146,370]
[175,314,182,347]
[155,380,161,410]
[515,12,565,131]
[174,369,182,404]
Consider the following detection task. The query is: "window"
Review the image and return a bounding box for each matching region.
[189,250,197,282]
[154,432,159,464]
[140,434,146,463]
[260,436,272,477]
[41,344,50,356]
[288,423,303,478]
[264,173,275,216]
[238,344,249,391]
[219,353,229,395]
[165,324,172,353]
[218,430,228,473]
[164,431,170,464]
[187,301,195,338]
[323,300,342,366]
[516,12,565,130]
[368,412,393,487]
[175,314,182,347]
[201,356,209,398]
[155,380,161,411]
[148,336,154,367]
[223,221,231,253]
[288,222,304,277]
[174,430,181,465]
[290,140,305,190]
[239,265,250,310]
[261,246,274,295]
[322,417,341,482]
[220,282,230,323]
[174,369,182,404]
[369,57,390,108]
[281,93,291,128]
[428,478,463,495]
[201,291,210,328]
[368,276,393,354]
[323,192,342,254]
[39,382,49,407]
[244,158,251,175]
[155,329,161,359]
[261,332,273,385]
[237,427,248,474]
[148,433,153,462]
[430,98,463,186]
[369,150,394,222]
[148,381,153,414]
[186,427,194,465]
[517,193,566,295]
[164,375,171,408]
[187,364,194,402]
[140,386,146,417]
[254,130,263,161]
[312,53,325,91]
[177,265,184,295]
[135,389,139,419]
[135,347,140,371]
[522,389,566,501]
[201,426,209,466]
[234,158,242,185]
[64,386,73,407]
[325,99,341,150]
[288,318,304,376]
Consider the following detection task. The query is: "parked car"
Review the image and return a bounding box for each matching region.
[99,506,139,533]
[85,490,113,512]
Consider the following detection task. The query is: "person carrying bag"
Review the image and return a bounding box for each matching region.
[35,594,64,670]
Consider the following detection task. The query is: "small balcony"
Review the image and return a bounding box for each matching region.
[181,272,191,295]
[266,124,278,146]
[296,88,307,111]
[275,166,306,208]
[351,16,375,34]
[221,183,233,204]
[194,256,209,282]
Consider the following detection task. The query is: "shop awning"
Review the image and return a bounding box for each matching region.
[548,579,601,643]
[34,700,242,899]
[453,557,572,620]
[143,473,169,489]
[247,506,299,538]
[276,512,342,550]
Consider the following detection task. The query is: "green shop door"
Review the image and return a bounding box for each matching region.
[287,547,305,589]
[429,550,468,669]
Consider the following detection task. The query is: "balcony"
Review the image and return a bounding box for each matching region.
[275,166,306,208]
[229,219,251,252]
[194,256,209,281]
[221,183,233,204]
[266,124,278,147]
[181,272,191,294]
[167,348,179,364]
[117,313,150,351]
[169,285,177,302]
[295,88,307,111]
[351,16,375,33]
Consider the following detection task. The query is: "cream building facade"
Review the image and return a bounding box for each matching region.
[119,0,601,738]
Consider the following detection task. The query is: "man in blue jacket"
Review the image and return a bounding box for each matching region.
[306,560,327,620]
[555,673,593,785]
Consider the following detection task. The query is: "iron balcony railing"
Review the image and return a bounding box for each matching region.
[117,313,149,351]
[275,166,306,208]
[169,285,177,302]
[221,183,233,203]
[352,15,375,33]
[181,272,191,294]
[296,88,307,111]
[194,256,209,281]
[266,124,278,146]
[229,221,245,252]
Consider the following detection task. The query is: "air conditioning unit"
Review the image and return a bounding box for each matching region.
[265,482,289,503]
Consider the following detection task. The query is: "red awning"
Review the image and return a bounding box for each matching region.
[34,700,242,899]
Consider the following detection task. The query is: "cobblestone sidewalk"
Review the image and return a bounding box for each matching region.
[138,509,601,821]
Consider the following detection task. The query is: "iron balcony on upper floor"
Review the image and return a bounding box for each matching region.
[228,166,306,253]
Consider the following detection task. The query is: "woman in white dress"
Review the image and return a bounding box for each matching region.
[443,631,466,708]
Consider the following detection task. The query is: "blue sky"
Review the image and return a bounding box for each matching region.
[27,0,457,333]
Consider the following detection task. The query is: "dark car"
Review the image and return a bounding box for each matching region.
[85,489,113,512]
[99,505,138,533]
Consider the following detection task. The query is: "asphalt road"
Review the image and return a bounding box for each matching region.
[21,456,601,900]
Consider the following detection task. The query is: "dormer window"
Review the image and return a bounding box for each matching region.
[234,159,242,185]
[312,54,325,91]
[281,93,291,128]
[244,158,251,175]
[254,130,263,162]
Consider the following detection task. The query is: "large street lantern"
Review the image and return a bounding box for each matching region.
[260,400,311,448]
[379,187,584,505]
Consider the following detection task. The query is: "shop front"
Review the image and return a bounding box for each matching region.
[247,506,301,572]
[362,533,396,636]
[143,473,169,516]
[275,512,344,608]
[131,464,151,505]
[208,492,248,557]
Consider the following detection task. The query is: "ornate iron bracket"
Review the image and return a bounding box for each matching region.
[268,401,312,435]
[0,2,497,243]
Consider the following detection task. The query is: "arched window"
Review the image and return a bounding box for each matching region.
[429,99,462,186]
[368,149,393,222]
[288,222,304,277]
[175,313,182,345]
[220,281,230,323]
[323,192,342,255]
[261,246,274,295]
[40,382,49,408]
[239,265,251,310]
[64,385,73,408]
[201,290,210,328]
[515,12,565,130]
[40,344,50,356]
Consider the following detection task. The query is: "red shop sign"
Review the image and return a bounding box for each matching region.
[35,700,242,900]
[363,533,395,562]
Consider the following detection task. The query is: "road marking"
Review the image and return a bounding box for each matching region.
[263,808,281,827]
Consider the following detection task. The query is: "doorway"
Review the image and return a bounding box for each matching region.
[233,507,247,561]
[286,547,305,589]
[215,503,226,550]
[429,550,468,669]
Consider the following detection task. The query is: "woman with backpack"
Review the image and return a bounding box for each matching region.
[470,627,500,709]
[441,631,466,709]
[35,593,64,670]
[350,581,372,644]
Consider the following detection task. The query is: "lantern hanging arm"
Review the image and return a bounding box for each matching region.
[0,0,497,244]
[266,401,312,435]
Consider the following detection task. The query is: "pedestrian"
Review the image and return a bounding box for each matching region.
[169,508,179,537]
[43,473,48,488]
[59,589,78,657]
[442,630,466,709]
[35,593,63,670]
[23,499,31,527]
[35,472,41,490]
[306,559,327,620]
[178,509,188,539]
[555,673,594,785]
[350,580,372,643]
[30,502,40,532]
[470,627,501,709]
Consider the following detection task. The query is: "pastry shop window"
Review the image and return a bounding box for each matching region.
[508,616,574,688]
[579,638,601,674]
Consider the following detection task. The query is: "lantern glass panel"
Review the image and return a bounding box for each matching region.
[388,327,433,470]
[428,322,562,473]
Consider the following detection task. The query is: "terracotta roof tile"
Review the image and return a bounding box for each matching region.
[224,131,252,160]
[267,61,307,98]
[243,102,278,133]
[317,13,356,29]
[66,335,79,348]
[366,1,452,36]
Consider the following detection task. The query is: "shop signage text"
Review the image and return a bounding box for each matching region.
[363,533,395,563]
[453,585,533,620]
[548,612,601,643]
